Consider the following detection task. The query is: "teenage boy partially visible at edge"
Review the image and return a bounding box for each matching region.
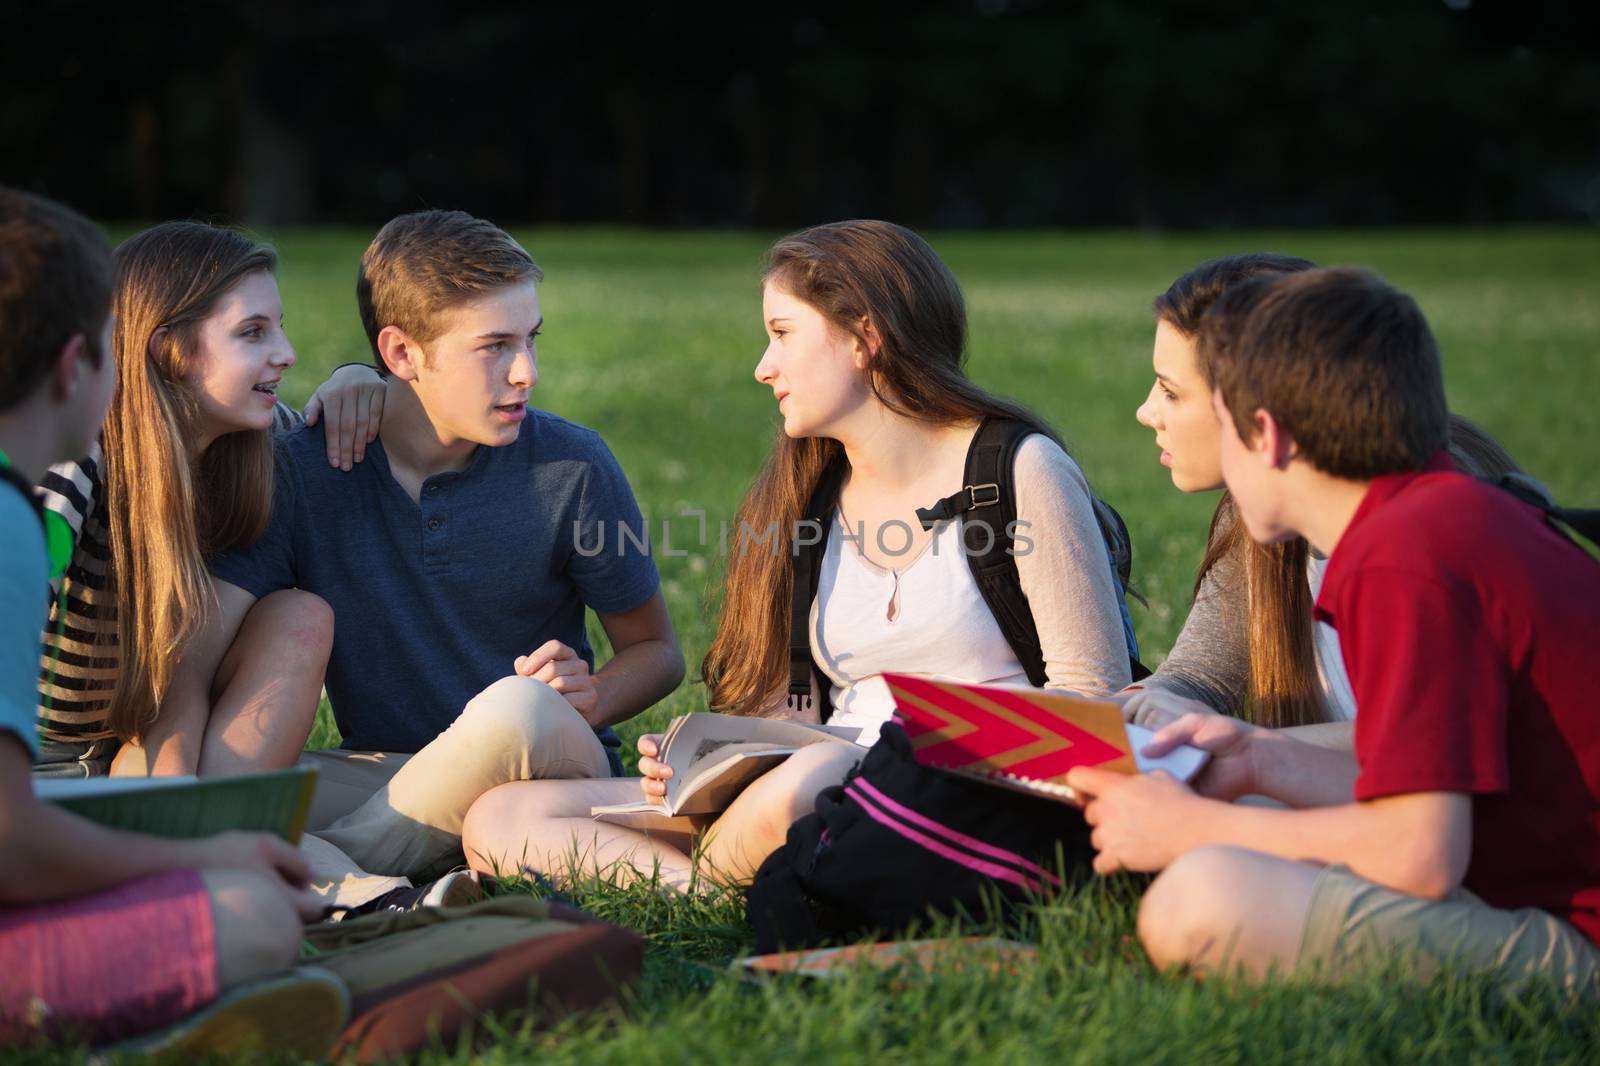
[0,188,341,1052]
[187,210,684,909]
[1066,267,1600,989]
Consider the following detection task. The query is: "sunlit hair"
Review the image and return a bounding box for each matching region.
[357,209,542,370]
[702,220,1066,715]
[1158,256,1521,728]
[1153,252,1315,383]
[99,222,277,742]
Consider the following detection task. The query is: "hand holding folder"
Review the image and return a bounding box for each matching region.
[881,674,1208,803]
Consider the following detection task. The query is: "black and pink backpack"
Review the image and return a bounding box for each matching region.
[744,720,1094,952]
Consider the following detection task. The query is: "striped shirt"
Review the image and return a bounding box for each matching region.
[32,402,304,771]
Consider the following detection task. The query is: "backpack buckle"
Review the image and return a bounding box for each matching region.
[967,483,1001,508]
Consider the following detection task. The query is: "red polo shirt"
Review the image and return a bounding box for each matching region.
[1316,454,1600,944]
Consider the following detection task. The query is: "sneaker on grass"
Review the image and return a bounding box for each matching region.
[339,869,489,919]
[93,965,348,1061]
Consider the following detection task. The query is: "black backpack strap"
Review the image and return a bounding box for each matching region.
[914,418,1051,688]
[799,420,1150,706]
[790,457,846,718]
[1498,474,1600,551]
[915,418,1150,685]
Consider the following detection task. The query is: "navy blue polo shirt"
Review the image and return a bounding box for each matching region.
[211,409,659,756]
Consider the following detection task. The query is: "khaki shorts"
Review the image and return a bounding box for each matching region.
[1300,864,1600,991]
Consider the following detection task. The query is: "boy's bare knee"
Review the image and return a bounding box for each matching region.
[203,869,301,988]
[1138,846,1255,971]
[1138,869,1190,970]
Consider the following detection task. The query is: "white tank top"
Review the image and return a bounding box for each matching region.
[1307,554,1357,721]
[809,511,1030,746]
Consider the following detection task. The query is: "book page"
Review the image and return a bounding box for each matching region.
[584,805,706,835]
[592,749,799,823]
[1127,723,1209,782]
[673,750,796,814]
[591,713,860,823]
[661,713,858,811]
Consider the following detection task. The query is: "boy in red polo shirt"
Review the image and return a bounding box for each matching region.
[1067,267,1600,988]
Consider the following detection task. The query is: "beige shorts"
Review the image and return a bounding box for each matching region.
[1300,864,1600,992]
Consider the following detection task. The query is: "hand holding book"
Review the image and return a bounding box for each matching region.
[591,713,863,830]
[174,830,325,919]
[636,732,671,804]
[31,768,326,920]
[1134,710,1260,801]
[1068,763,1214,874]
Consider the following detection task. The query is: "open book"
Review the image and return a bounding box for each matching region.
[592,713,861,830]
[34,765,318,844]
[881,673,1208,802]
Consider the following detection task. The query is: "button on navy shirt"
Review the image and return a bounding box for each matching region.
[211,409,659,755]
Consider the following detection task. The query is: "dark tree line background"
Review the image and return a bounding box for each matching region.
[4,0,1597,228]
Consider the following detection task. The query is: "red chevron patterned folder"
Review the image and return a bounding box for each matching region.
[882,674,1135,801]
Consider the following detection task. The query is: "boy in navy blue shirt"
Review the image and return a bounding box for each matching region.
[202,211,684,908]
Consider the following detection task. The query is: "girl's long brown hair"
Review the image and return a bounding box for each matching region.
[703,220,1064,715]
[1189,417,1523,729]
[1162,255,1523,727]
[100,223,277,742]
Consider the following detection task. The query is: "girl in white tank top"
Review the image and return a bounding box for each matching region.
[459,221,1131,893]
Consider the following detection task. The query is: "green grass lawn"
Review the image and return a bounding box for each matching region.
[223,228,1600,1060]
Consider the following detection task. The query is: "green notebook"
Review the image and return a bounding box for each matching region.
[33,766,318,844]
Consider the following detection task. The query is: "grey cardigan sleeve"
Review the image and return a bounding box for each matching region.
[1142,546,1250,714]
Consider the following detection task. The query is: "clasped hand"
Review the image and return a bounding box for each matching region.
[514,640,600,723]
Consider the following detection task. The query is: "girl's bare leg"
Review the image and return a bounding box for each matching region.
[463,741,862,893]
[200,590,332,776]
[694,742,863,885]
[113,590,331,778]
[462,778,700,891]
